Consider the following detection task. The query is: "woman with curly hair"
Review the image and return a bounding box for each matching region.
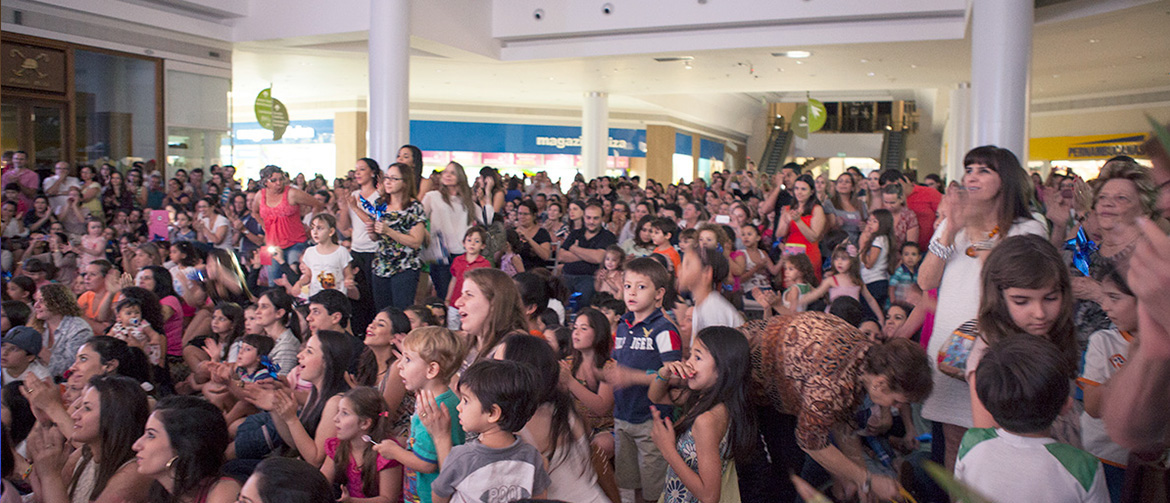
[33,283,94,379]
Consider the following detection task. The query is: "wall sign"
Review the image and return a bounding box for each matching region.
[3,42,66,93]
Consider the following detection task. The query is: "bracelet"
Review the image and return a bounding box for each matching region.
[928,239,955,260]
[655,373,669,382]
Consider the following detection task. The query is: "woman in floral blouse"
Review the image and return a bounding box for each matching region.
[371,162,428,310]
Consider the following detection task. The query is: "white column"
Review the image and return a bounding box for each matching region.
[946,83,972,184]
[581,92,609,180]
[368,0,411,163]
[970,0,1033,161]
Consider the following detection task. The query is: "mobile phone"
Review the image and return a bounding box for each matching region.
[714,215,731,224]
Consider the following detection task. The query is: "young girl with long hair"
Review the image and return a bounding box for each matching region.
[498,334,609,503]
[648,326,757,503]
[958,235,1079,446]
[799,247,885,325]
[858,208,898,315]
[564,307,621,503]
[754,252,820,318]
[321,387,402,503]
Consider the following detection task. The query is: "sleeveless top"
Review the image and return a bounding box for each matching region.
[517,412,609,503]
[500,252,520,276]
[782,283,812,312]
[258,188,308,248]
[663,428,730,503]
[741,249,772,291]
[70,457,135,503]
[826,276,862,304]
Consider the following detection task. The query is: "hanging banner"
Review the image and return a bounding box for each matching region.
[807,99,827,133]
[254,88,290,140]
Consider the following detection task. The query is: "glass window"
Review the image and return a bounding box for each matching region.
[73,49,157,167]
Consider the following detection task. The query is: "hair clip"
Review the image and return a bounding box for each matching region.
[378,411,390,418]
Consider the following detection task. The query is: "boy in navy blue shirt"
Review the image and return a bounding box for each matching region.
[611,257,681,503]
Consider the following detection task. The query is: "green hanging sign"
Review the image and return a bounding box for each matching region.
[254,87,290,140]
[793,98,828,139]
[807,98,827,133]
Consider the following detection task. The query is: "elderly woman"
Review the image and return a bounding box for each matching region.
[739,312,932,502]
[1048,157,1160,349]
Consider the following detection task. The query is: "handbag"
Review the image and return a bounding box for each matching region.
[937,320,979,381]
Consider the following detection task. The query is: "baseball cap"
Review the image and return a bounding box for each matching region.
[3,326,43,356]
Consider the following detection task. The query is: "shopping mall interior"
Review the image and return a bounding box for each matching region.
[3,0,1168,188]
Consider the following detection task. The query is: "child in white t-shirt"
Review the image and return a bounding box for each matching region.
[1077,265,1136,502]
[288,214,355,299]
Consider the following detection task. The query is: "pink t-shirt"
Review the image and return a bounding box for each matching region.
[324,437,400,498]
[160,295,185,356]
[2,167,39,207]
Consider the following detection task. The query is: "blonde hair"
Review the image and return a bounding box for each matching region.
[402,326,466,383]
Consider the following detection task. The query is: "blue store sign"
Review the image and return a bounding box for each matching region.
[410,120,646,158]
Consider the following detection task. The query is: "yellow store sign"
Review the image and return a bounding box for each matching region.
[1030,133,1149,161]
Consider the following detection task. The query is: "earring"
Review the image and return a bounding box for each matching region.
[165,456,179,470]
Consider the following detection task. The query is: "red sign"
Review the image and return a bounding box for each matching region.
[481,152,515,165]
[514,153,545,166]
[450,151,482,165]
[422,151,450,165]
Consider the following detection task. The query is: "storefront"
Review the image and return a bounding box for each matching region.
[1029,132,1152,179]
[1,33,164,176]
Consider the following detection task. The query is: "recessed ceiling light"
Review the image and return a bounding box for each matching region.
[1088,39,1099,43]
[910,64,918,69]
[867,72,875,77]
[860,58,869,63]
[1135,55,1145,59]
[795,60,803,65]
[771,50,812,59]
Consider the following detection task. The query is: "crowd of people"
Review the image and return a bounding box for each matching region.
[1,133,1168,503]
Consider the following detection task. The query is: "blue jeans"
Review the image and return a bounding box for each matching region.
[562,273,596,312]
[372,268,420,310]
[429,254,455,303]
[266,241,309,285]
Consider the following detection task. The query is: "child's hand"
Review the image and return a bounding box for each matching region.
[372,438,401,460]
[658,361,692,380]
[203,339,223,363]
[336,486,351,503]
[648,407,676,454]
[416,388,451,439]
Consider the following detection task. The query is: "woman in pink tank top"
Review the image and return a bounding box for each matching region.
[251,166,323,283]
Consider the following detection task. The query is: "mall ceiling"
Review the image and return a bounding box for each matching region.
[229,1,1170,126]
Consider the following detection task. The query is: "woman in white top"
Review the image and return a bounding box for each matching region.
[193,196,231,250]
[422,161,478,300]
[336,157,382,336]
[916,145,1047,472]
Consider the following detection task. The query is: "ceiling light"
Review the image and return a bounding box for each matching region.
[860,58,869,63]
[795,60,803,65]
[910,64,918,69]
[771,50,812,59]
[1088,39,1099,43]
[867,72,875,77]
[684,62,692,70]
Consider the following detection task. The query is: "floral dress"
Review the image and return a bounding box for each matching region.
[663,427,729,503]
[373,200,426,278]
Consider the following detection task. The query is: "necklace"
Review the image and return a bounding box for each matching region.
[966,225,1000,257]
